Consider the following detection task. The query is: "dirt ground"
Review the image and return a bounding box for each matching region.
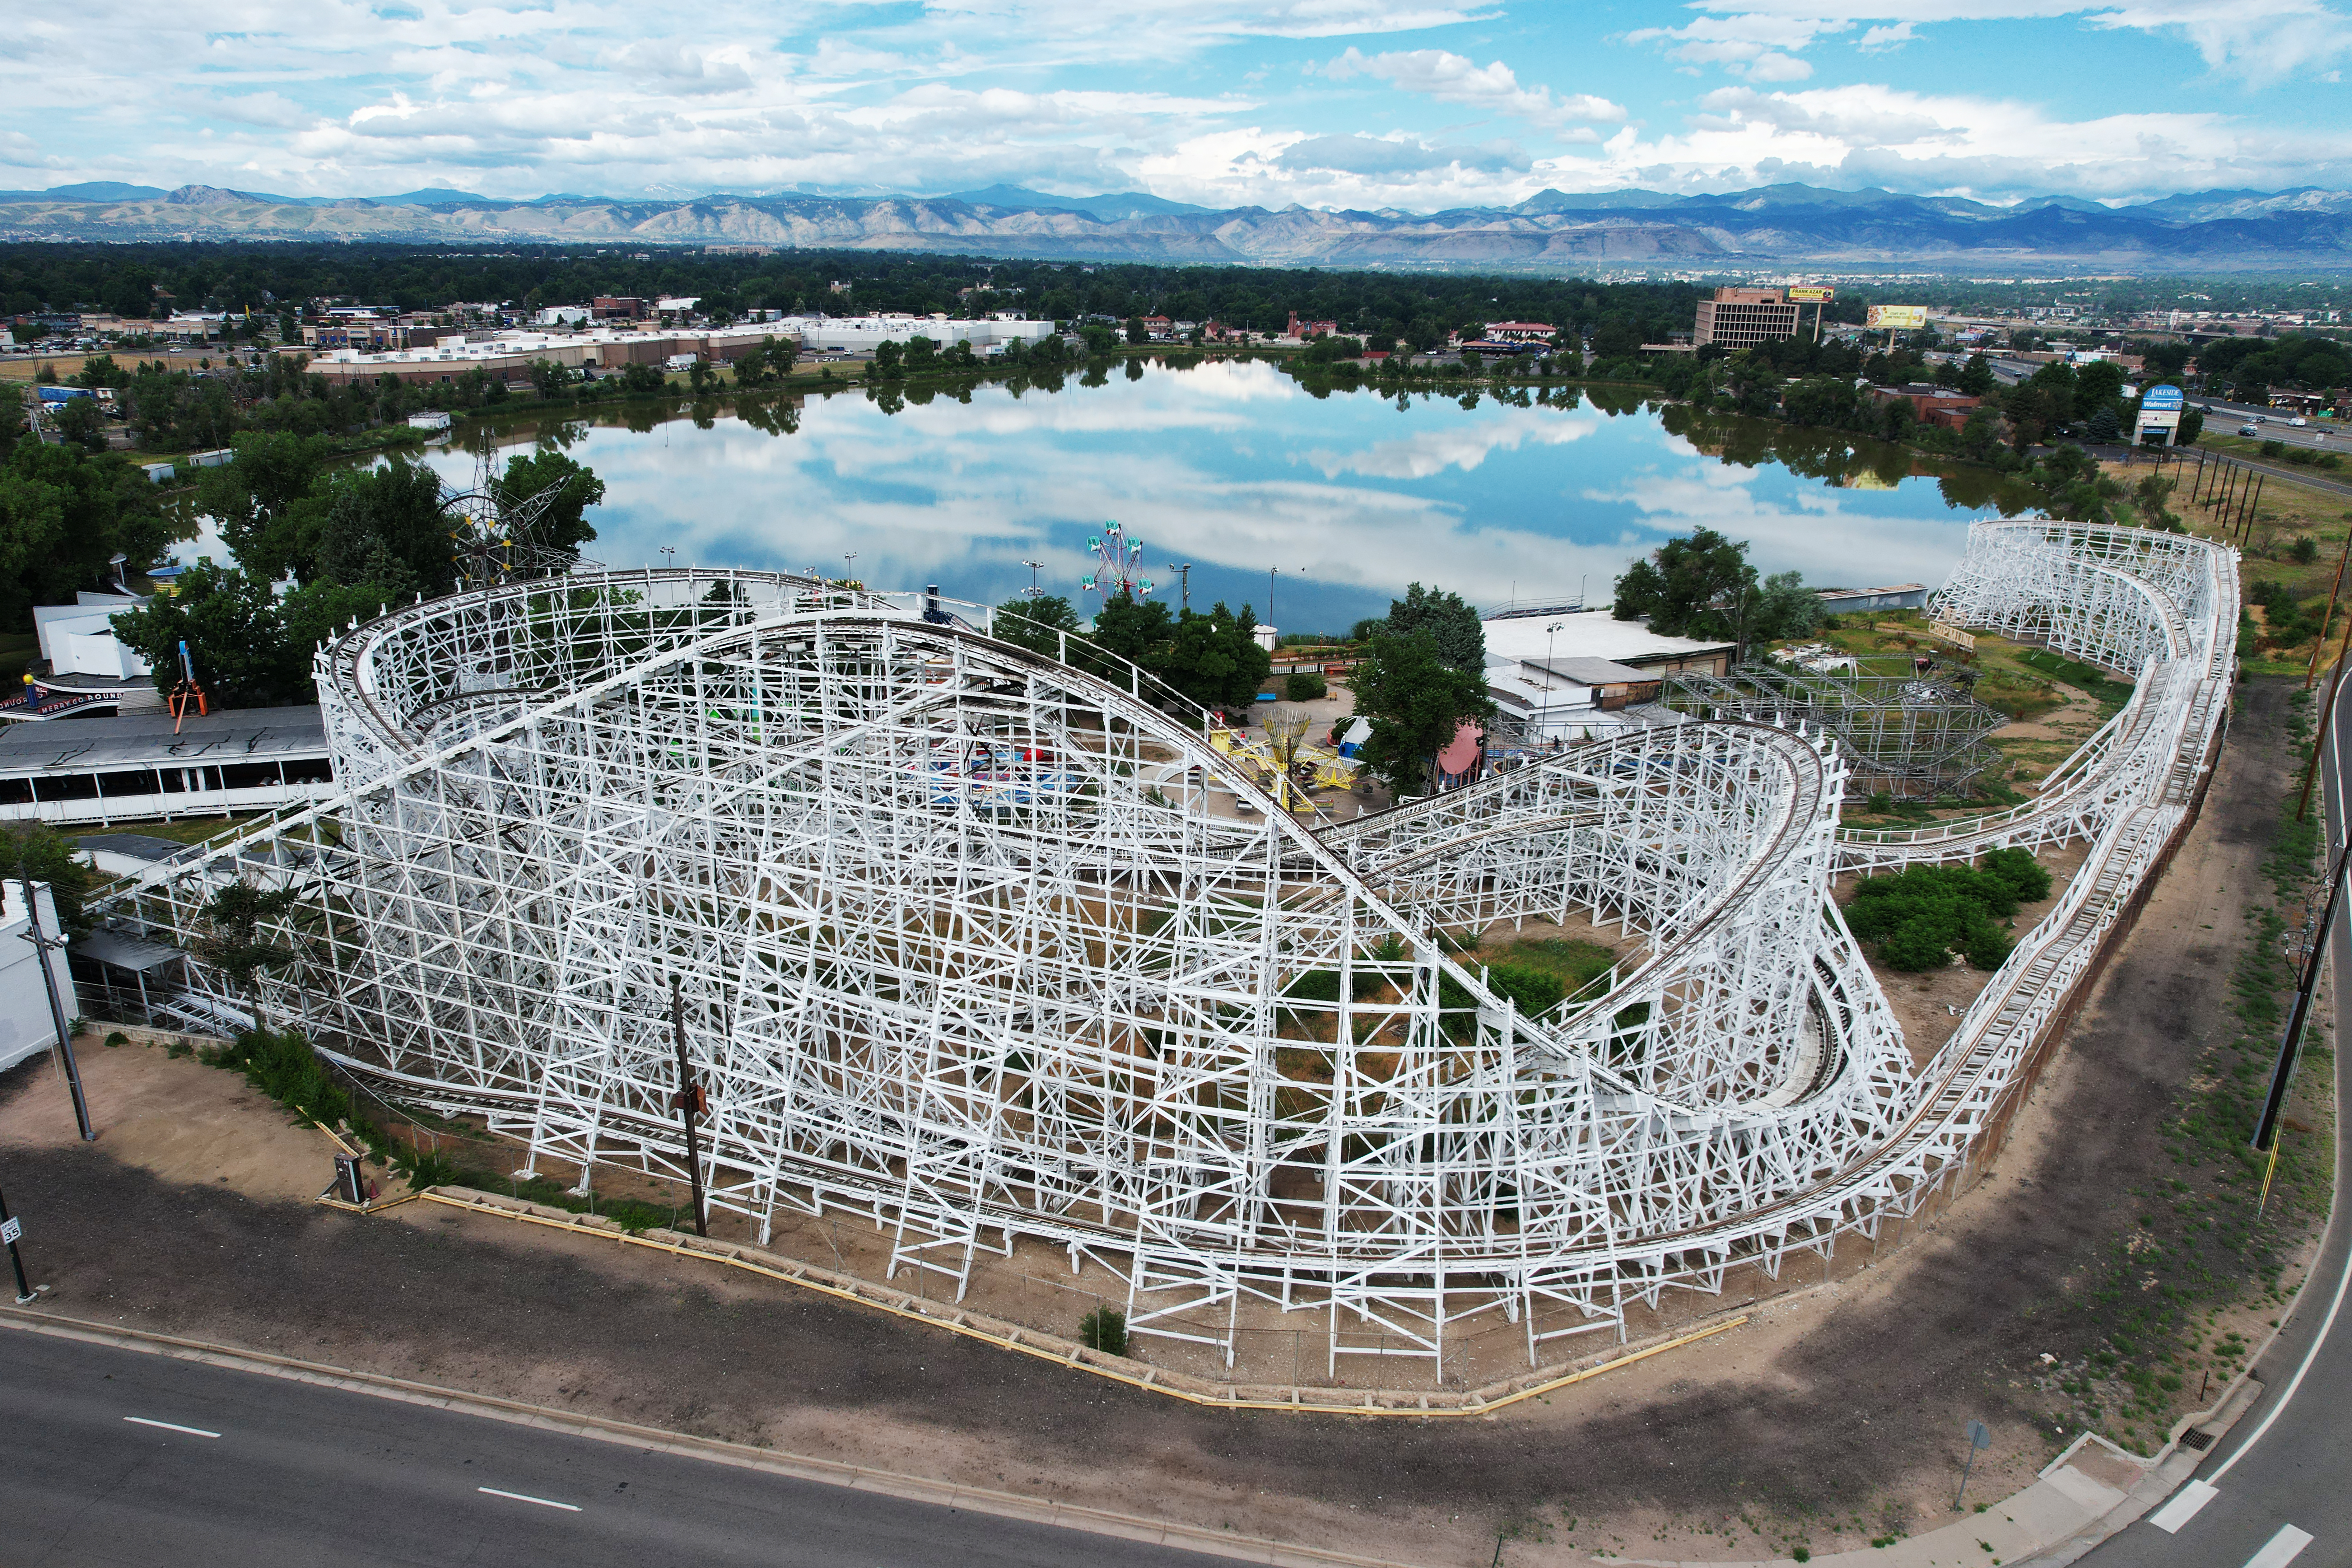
[0,680,2317,1566]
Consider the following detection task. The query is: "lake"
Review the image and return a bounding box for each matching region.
[366,357,2035,634]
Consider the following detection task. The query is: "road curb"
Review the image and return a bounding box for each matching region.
[0,1305,1423,1568]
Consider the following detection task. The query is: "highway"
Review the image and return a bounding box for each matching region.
[2075,679,2352,1568]
[0,1324,1234,1568]
[2196,397,2342,453]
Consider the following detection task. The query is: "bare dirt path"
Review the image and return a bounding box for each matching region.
[0,682,2311,1566]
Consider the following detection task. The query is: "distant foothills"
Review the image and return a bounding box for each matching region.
[1,180,2349,273]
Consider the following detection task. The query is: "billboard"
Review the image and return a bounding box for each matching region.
[2139,384,2184,412]
[1786,286,1836,303]
[1866,304,1928,329]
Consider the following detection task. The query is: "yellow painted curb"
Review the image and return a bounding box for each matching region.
[409,1186,1746,1417]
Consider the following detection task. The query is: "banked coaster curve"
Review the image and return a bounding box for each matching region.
[93,521,2235,1381]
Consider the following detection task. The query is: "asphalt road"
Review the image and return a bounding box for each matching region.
[0,1327,1231,1568]
[2077,682,2352,1568]
[2199,398,2342,452]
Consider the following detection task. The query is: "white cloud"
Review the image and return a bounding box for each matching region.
[1565,80,2352,200]
[1324,47,1626,128]
[1302,410,1600,479]
[1655,1,2352,82]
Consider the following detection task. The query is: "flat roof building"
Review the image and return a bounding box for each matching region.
[1695,287,1802,351]
[0,707,335,827]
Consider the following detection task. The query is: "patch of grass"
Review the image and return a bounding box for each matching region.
[2036,733,2334,1454]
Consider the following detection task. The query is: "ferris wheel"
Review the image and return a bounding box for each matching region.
[1079,521,1154,600]
[441,446,586,588]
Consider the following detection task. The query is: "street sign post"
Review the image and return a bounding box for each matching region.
[0,1186,32,1304]
[1957,1419,1992,1509]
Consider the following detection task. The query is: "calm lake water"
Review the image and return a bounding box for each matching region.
[359,358,2033,633]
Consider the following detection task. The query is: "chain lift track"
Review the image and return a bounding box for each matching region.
[93,522,2236,1379]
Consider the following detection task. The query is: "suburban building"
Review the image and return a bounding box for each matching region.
[7,592,159,721]
[1694,287,1802,350]
[1866,385,1982,429]
[1815,584,1930,615]
[297,323,800,386]
[1483,321,1557,343]
[784,315,1056,355]
[592,296,647,320]
[0,880,78,1075]
[1285,311,1340,340]
[1479,609,1734,739]
[0,707,336,827]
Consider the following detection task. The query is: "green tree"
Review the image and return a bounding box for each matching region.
[872,340,903,375]
[5,822,95,936]
[493,450,605,559]
[619,360,667,395]
[991,594,1082,658]
[1351,628,1496,797]
[1159,601,1272,709]
[1612,527,1757,643]
[51,398,107,453]
[316,459,454,599]
[1381,582,1485,673]
[1780,376,1858,428]
[1088,591,1175,671]
[1126,316,1148,346]
[110,562,307,709]
[1753,570,1822,644]
[0,443,179,625]
[196,432,336,585]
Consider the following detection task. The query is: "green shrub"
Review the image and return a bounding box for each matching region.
[399,1148,461,1191]
[1845,852,2049,972]
[1981,845,2053,903]
[1283,671,1328,702]
[1078,1305,1129,1355]
[1483,960,1566,1019]
[103,1031,129,1047]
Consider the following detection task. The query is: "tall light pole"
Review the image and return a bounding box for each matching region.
[1168,562,1192,613]
[842,551,858,586]
[1268,566,1278,633]
[1022,559,1045,599]
[1544,620,1565,743]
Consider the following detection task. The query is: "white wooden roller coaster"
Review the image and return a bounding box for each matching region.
[92,520,2237,1379]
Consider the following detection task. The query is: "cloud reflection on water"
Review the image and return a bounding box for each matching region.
[425,361,1993,631]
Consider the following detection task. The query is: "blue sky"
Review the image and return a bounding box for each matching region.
[7,1,2348,209]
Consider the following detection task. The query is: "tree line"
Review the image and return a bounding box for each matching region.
[110,437,601,708]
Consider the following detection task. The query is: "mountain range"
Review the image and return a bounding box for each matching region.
[2,180,2348,271]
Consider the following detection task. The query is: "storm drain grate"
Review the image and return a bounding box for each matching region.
[2179,1429,2215,1451]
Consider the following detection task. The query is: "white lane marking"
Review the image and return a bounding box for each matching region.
[2243,1523,2314,1568]
[2148,1479,2219,1533]
[2212,1030,2352,1484]
[123,1416,221,1439]
[477,1486,581,1512]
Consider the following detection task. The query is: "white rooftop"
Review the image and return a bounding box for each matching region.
[1482,609,1733,669]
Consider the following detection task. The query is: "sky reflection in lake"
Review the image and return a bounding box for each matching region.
[420,359,2009,634]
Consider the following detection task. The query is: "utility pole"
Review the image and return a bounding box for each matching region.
[2255,846,2348,1164]
[18,862,90,1142]
[2300,622,2352,821]
[1267,566,1278,634]
[669,976,707,1237]
[2308,527,2352,690]
[1167,562,1191,613]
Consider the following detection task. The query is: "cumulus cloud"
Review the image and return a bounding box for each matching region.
[1647,1,2352,82]
[1324,47,1626,128]
[1275,133,1531,176]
